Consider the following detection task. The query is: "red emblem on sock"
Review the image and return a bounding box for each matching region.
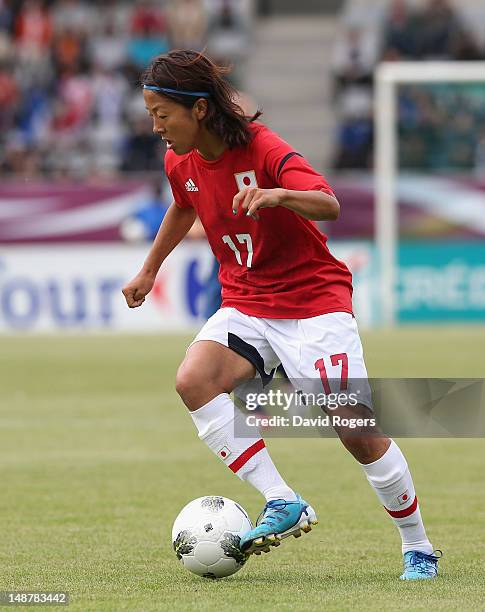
[385,495,418,518]
[218,446,231,460]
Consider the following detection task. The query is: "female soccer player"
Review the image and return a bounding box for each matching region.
[122,50,440,580]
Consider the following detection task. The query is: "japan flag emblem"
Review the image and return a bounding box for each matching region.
[397,490,410,505]
[235,170,258,192]
[217,446,231,460]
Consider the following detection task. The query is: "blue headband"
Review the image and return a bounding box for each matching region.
[143,84,210,98]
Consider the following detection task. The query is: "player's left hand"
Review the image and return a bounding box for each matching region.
[232,188,285,220]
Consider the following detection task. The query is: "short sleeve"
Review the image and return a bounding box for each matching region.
[167,172,193,209]
[164,153,193,209]
[256,128,335,196]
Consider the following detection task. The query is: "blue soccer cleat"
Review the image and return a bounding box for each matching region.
[400,550,442,580]
[239,494,318,555]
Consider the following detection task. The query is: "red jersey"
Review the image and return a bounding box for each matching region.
[164,122,353,319]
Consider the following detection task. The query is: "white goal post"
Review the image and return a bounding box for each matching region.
[374,61,485,327]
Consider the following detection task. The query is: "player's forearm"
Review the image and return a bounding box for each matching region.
[141,202,197,277]
[279,190,340,221]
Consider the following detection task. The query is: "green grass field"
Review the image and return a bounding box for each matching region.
[1,328,485,611]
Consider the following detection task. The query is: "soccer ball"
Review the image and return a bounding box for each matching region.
[172,496,252,579]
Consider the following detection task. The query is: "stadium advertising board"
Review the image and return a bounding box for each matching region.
[398,242,485,322]
[0,242,375,333]
[1,240,481,332]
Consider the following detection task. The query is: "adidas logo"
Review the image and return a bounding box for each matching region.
[185,178,199,192]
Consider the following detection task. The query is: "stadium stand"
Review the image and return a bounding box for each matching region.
[2,0,484,176]
[0,0,253,178]
[333,0,485,171]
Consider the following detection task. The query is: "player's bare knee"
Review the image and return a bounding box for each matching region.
[175,360,222,411]
[175,364,189,401]
[176,341,256,411]
[175,362,201,404]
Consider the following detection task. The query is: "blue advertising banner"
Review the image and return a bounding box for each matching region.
[398,242,485,322]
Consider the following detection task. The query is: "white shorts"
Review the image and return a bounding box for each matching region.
[190,308,372,410]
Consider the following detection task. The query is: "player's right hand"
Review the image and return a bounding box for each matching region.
[122,272,155,308]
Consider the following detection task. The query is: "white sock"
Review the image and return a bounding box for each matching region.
[361,440,433,555]
[190,393,296,502]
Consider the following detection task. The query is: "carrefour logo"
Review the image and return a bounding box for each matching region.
[0,259,123,330]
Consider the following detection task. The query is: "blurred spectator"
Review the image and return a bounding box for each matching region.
[382,0,482,62]
[127,0,169,68]
[53,0,93,35]
[121,115,163,173]
[52,26,87,72]
[442,110,476,169]
[332,26,379,91]
[88,21,128,72]
[257,0,271,18]
[334,115,373,170]
[14,81,51,147]
[131,0,166,35]
[382,0,418,60]
[450,27,482,61]
[52,66,93,135]
[15,0,53,63]
[412,0,462,60]
[0,0,253,178]
[167,0,207,51]
[120,179,169,242]
[0,0,13,36]
[474,129,485,177]
[397,85,482,171]
[0,60,18,132]
[90,66,128,127]
[398,87,439,169]
[333,0,485,172]
[88,66,129,173]
[2,138,42,176]
[331,21,379,169]
[93,0,130,36]
[206,0,250,87]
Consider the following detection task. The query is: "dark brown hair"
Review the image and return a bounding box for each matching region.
[141,50,262,149]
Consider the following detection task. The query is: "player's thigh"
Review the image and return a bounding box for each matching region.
[177,307,279,398]
[177,340,255,397]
